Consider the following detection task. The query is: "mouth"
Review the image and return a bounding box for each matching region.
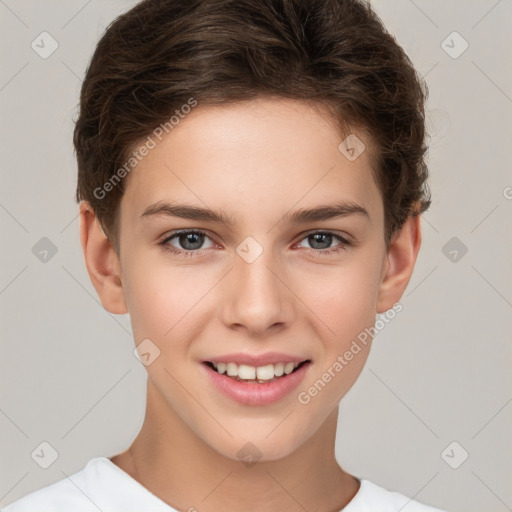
[201,358,312,406]
[202,359,311,384]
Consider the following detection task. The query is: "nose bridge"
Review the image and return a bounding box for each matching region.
[220,237,291,333]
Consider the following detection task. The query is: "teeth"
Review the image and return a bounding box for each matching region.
[274,362,285,376]
[256,364,274,380]
[238,364,256,380]
[226,362,238,377]
[284,362,295,375]
[210,361,304,381]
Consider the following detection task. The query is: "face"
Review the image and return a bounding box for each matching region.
[116,97,390,461]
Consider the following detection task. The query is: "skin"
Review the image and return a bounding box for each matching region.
[79,97,422,512]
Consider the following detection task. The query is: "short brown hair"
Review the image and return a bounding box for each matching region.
[74,0,431,254]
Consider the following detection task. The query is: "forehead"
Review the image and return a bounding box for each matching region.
[120,97,383,227]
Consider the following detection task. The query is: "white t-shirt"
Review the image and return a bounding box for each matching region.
[1,457,447,512]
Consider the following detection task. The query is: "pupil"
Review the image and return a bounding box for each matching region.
[310,233,331,249]
[181,232,203,250]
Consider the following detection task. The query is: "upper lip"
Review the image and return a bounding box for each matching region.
[203,352,311,367]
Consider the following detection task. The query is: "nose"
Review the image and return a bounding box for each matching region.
[219,246,293,336]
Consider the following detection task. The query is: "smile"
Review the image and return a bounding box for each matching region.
[204,360,310,383]
[201,359,312,406]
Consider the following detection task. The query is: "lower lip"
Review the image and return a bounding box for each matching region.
[202,362,311,406]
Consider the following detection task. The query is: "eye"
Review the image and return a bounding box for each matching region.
[160,229,214,258]
[159,229,352,258]
[296,231,351,256]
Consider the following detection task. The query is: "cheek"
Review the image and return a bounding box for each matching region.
[122,254,214,351]
[299,256,382,346]
[121,252,182,343]
[294,263,379,410]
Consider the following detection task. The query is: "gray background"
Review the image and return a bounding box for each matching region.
[1,1,511,510]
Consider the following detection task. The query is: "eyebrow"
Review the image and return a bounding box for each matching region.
[139,200,370,225]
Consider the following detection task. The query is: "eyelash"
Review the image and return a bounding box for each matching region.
[159,229,352,258]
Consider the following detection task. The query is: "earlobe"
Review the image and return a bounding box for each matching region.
[376,214,422,314]
[79,201,128,314]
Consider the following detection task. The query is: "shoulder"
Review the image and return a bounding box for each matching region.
[1,460,97,512]
[344,479,448,512]
[1,457,174,512]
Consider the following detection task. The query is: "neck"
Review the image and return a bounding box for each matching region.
[110,378,360,512]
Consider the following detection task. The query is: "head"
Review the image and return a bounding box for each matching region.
[75,0,430,462]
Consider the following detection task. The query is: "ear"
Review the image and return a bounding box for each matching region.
[79,201,128,314]
[376,213,422,313]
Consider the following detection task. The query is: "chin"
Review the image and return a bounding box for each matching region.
[204,425,308,465]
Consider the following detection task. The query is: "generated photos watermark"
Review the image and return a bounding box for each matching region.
[93,97,198,200]
[297,302,403,405]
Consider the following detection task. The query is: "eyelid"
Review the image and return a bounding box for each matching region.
[160,228,217,247]
[161,227,207,238]
[298,228,353,243]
